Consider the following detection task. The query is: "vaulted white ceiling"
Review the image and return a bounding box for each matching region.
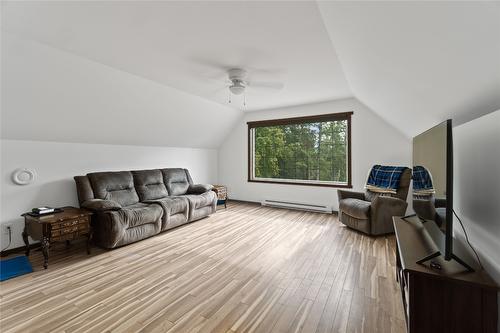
[317,1,500,136]
[1,1,351,111]
[1,31,241,148]
[1,1,499,146]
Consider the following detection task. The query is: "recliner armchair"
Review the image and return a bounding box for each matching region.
[337,168,411,235]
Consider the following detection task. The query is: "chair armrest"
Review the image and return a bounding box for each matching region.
[337,189,365,201]
[187,184,214,194]
[434,198,447,208]
[370,196,408,235]
[372,196,408,215]
[413,198,437,220]
[81,199,122,212]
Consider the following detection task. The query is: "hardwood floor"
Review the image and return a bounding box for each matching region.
[0,202,405,333]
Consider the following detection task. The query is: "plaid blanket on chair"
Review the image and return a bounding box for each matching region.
[366,165,408,194]
[412,165,435,196]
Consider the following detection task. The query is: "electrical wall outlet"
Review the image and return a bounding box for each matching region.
[2,223,13,235]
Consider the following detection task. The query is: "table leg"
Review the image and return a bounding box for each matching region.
[22,226,30,256]
[41,236,50,269]
[86,230,93,255]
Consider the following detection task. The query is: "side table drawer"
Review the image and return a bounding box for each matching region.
[52,229,89,241]
[52,216,89,230]
[51,220,89,238]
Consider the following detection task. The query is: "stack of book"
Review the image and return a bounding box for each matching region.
[32,207,55,215]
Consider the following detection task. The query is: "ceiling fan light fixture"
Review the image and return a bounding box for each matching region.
[229,81,246,95]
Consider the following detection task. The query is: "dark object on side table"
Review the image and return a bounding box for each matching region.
[212,184,228,209]
[22,207,93,269]
[337,168,411,235]
[26,208,63,217]
[74,168,217,249]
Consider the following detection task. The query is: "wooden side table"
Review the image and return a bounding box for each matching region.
[212,185,228,209]
[22,207,93,269]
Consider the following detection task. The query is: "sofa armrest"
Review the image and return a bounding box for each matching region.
[370,196,408,235]
[81,199,122,212]
[187,184,213,194]
[337,189,365,201]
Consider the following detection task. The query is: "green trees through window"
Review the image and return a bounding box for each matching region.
[249,113,351,186]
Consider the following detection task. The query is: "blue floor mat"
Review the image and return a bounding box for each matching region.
[1,255,33,281]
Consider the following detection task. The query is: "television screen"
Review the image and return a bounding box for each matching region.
[412,119,453,260]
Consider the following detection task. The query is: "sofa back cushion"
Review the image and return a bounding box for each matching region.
[133,169,169,201]
[74,175,95,204]
[162,168,191,196]
[88,171,139,207]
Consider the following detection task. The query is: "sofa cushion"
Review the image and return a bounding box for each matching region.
[162,168,190,196]
[92,204,162,248]
[133,169,169,201]
[182,191,217,222]
[145,196,189,231]
[339,198,371,220]
[183,191,217,210]
[117,223,160,248]
[88,171,139,207]
[81,199,122,212]
[109,202,163,228]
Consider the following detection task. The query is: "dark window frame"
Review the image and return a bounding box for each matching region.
[247,111,353,188]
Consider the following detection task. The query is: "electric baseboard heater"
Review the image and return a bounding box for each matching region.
[261,200,332,213]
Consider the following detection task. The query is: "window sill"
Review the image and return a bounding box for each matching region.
[248,179,352,188]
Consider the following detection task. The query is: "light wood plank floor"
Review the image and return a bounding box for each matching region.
[0,202,405,333]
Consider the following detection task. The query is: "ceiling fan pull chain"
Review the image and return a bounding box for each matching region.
[228,89,231,104]
[243,91,247,107]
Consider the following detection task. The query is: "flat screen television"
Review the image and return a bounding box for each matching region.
[412,119,473,271]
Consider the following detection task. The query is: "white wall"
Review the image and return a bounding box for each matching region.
[218,98,412,210]
[0,139,218,250]
[453,110,500,329]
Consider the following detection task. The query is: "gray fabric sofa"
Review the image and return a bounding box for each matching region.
[337,168,411,235]
[74,168,216,248]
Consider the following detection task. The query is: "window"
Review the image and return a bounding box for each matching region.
[248,112,352,187]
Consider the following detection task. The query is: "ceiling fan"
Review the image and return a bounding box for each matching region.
[226,68,284,93]
[191,58,285,107]
[224,68,284,106]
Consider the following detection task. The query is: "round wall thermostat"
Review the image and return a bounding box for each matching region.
[12,168,36,185]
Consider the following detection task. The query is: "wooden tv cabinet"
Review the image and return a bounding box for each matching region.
[393,215,498,333]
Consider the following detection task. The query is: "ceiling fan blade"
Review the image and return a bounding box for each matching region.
[247,67,286,76]
[247,81,284,90]
[187,57,235,82]
[201,77,231,85]
[187,56,233,71]
[210,84,230,93]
